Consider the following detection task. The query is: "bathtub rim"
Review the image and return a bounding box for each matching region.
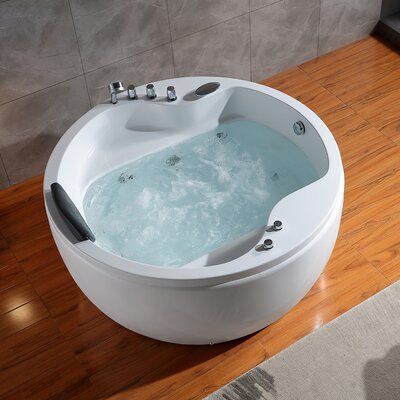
[48,188,343,288]
[44,76,344,282]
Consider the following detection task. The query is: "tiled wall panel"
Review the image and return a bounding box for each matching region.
[173,15,251,80]
[0,0,82,105]
[69,0,170,72]
[0,0,382,187]
[167,0,249,39]
[250,0,320,82]
[0,77,90,185]
[319,0,382,55]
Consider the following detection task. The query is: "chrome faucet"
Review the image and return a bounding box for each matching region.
[146,83,157,99]
[127,84,137,100]
[108,81,125,104]
[167,86,177,101]
[255,239,274,252]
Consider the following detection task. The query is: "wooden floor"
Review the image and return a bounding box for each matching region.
[0,35,400,399]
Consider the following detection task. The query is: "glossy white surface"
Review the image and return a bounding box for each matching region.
[44,77,344,344]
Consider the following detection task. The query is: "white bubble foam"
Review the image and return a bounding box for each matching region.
[83,120,318,267]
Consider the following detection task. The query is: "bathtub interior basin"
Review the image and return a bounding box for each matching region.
[45,77,342,283]
[83,118,320,268]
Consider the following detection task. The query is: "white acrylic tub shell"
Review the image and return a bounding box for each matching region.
[44,77,344,344]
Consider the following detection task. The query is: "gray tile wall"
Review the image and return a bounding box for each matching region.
[0,0,382,188]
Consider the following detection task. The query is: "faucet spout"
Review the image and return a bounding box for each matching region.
[108,81,125,104]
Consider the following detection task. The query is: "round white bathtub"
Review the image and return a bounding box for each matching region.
[44,77,344,344]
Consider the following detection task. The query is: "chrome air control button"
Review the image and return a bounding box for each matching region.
[273,220,283,231]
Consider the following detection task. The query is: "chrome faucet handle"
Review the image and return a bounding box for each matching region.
[127,84,137,100]
[108,81,125,104]
[262,239,273,250]
[273,220,283,231]
[255,238,274,252]
[146,83,157,99]
[167,86,177,102]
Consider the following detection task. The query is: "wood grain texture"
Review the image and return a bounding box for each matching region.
[301,36,400,143]
[208,277,400,400]
[0,35,399,399]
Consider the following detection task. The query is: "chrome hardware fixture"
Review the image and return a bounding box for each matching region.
[263,239,273,250]
[266,220,283,232]
[127,84,137,100]
[165,155,181,166]
[167,86,177,102]
[256,238,274,252]
[293,121,306,135]
[216,131,227,139]
[108,81,125,104]
[146,83,157,99]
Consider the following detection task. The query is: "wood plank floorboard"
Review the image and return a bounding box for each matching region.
[0,35,399,399]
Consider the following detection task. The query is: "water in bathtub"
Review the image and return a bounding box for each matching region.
[83,120,318,267]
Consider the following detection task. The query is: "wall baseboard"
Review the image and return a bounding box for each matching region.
[376,12,400,47]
